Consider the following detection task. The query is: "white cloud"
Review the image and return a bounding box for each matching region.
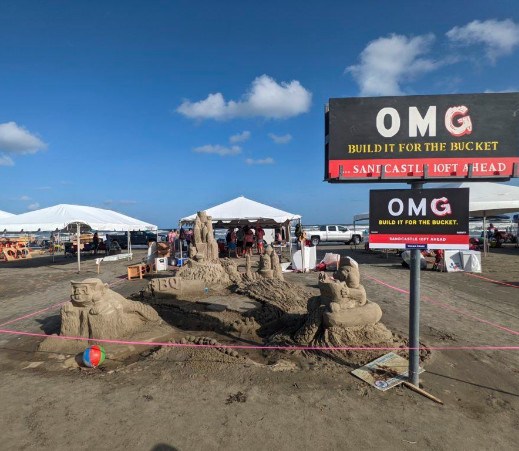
[36,186,52,190]
[484,87,519,93]
[245,157,274,165]
[0,154,14,166]
[268,133,292,144]
[346,33,440,96]
[447,19,519,62]
[230,131,251,143]
[27,202,40,211]
[177,75,312,120]
[193,144,242,156]
[0,122,47,154]
[20,195,31,201]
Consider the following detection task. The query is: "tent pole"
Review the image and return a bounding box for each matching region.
[483,214,487,256]
[76,222,81,273]
[128,230,131,261]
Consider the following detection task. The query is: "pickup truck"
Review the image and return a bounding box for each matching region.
[304,225,362,246]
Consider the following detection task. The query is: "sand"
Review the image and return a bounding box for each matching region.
[0,246,518,450]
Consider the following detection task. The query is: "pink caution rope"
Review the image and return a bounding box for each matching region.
[464,272,519,288]
[0,328,518,351]
[363,274,519,337]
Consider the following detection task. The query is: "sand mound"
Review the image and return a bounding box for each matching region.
[237,278,312,314]
[177,259,231,286]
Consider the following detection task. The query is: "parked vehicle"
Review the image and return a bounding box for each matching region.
[106,231,157,249]
[304,225,362,246]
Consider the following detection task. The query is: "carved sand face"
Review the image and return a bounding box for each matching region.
[70,284,94,306]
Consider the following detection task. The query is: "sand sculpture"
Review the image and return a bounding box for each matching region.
[177,210,284,287]
[178,258,233,286]
[258,246,284,281]
[188,211,219,262]
[61,278,162,340]
[318,272,382,328]
[319,256,382,327]
[289,257,392,358]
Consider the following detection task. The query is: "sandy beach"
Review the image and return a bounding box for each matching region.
[0,245,518,450]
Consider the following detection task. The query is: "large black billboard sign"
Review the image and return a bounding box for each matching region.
[325,93,519,182]
[369,188,469,250]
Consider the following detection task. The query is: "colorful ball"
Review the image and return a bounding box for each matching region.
[83,345,106,368]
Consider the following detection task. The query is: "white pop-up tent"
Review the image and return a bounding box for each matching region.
[180,196,301,250]
[0,209,14,218]
[0,204,157,271]
[436,182,519,216]
[436,182,519,253]
[181,196,301,227]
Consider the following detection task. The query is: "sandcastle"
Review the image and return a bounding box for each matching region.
[168,211,283,291]
[188,211,219,262]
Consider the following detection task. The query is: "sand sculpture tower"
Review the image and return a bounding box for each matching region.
[189,211,219,262]
[258,245,283,281]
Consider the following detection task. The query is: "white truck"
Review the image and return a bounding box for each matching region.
[304,225,362,246]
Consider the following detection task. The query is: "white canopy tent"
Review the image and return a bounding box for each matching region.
[435,182,519,216]
[0,209,14,218]
[181,196,301,227]
[0,204,158,271]
[436,182,519,254]
[180,196,301,252]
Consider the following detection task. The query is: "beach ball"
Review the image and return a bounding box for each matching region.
[83,345,106,368]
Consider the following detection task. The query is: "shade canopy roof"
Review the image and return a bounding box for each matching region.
[436,182,519,216]
[180,196,301,227]
[0,209,14,218]
[353,213,369,222]
[0,204,157,232]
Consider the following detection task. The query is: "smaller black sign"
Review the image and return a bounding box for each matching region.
[406,244,428,250]
[369,188,469,249]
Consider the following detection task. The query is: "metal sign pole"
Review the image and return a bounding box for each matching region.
[408,182,423,386]
[76,222,81,273]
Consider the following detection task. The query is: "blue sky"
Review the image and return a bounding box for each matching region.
[1,0,518,227]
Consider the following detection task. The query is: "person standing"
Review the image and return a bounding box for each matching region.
[256,225,265,255]
[236,226,245,257]
[92,232,99,255]
[244,228,254,257]
[167,229,177,256]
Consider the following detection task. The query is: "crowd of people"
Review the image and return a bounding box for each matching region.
[164,225,288,259]
[225,225,267,257]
